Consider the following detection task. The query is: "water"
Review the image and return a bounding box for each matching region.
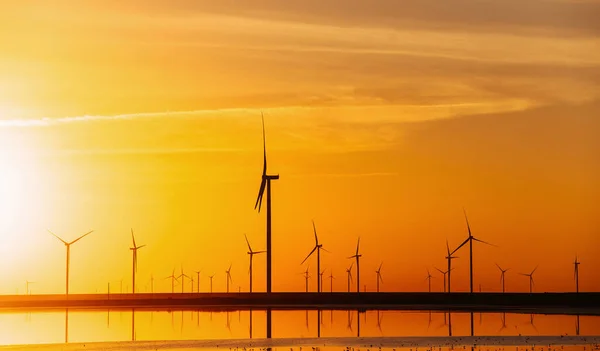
[0,309,598,351]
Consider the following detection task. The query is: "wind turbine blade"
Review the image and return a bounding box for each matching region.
[254,250,266,254]
[435,267,445,274]
[47,230,68,245]
[321,247,331,254]
[473,237,497,247]
[532,265,538,275]
[350,262,354,270]
[312,220,319,245]
[446,239,451,255]
[254,179,266,212]
[379,274,383,284]
[378,262,383,271]
[495,263,502,271]
[244,234,252,252]
[301,247,317,265]
[131,228,136,247]
[137,244,146,250]
[70,230,94,245]
[356,237,360,255]
[463,207,472,237]
[452,238,470,255]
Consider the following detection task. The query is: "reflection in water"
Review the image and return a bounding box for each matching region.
[0,309,598,346]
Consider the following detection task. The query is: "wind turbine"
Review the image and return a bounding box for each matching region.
[574,256,581,293]
[254,113,279,295]
[346,263,353,293]
[225,264,233,293]
[130,229,145,294]
[328,271,335,293]
[177,267,189,293]
[347,237,362,293]
[245,234,265,293]
[520,266,538,293]
[25,281,35,295]
[436,267,449,292]
[302,266,310,292]
[48,229,94,295]
[300,220,328,293]
[452,209,495,293]
[194,270,201,293]
[496,263,509,293]
[209,274,215,293]
[319,269,325,292]
[425,269,433,292]
[445,240,459,293]
[375,262,383,292]
[164,269,179,293]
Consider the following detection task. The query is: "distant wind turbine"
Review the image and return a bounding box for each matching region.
[302,266,310,292]
[375,262,383,292]
[194,270,201,293]
[319,269,325,291]
[495,263,509,293]
[328,271,335,293]
[130,229,145,294]
[245,234,265,293]
[452,209,495,293]
[48,229,94,296]
[300,220,328,292]
[346,263,353,293]
[436,267,449,292]
[164,269,178,293]
[225,264,233,293]
[209,274,215,293]
[574,256,581,293]
[177,267,189,293]
[425,269,433,292]
[347,237,362,293]
[445,240,459,293]
[25,280,35,295]
[520,266,538,293]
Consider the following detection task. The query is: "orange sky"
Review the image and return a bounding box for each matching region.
[0,1,598,295]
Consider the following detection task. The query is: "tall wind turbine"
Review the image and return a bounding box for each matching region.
[425,269,433,292]
[328,271,335,293]
[164,269,178,293]
[346,263,353,293]
[254,113,279,295]
[436,267,449,292]
[25,281,35,295]
[452,209,495,293]
[300,220,328,292]
[225,264,233,293]
[177,267,189,293]
[245,234,265,293]
[496,263,509,293]
[375,262,383,292]
[520,266,538,293]
[48,229,94,296]
[130,229,145,294]
[445,240,459,293]
[347,237,362,293]
[574,256,581,293]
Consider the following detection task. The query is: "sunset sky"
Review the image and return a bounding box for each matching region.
[0,0,598,295]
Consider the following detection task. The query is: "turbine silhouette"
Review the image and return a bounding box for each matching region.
[425,268,433,292]
[452,209,495,293]
[300,220,328,292]
[328,271,335,293]
[301,265,310,292]
[48,229,94,296]
[347,237,362,293]
[130,229,146,294]
[208,274,215,293]
[445,239,459,293]
[435,267,450,292]
[346,262,354,293]
[194,270,202,293]
[225,264,233,293]
[176,267,189,293]
[164,269,179,293]
[574,256,581,293]
[245,234,265,293]
[520,266,538,293]
[495,263,509,293]
[375,262,383,292]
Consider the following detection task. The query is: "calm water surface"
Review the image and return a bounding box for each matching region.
[0,310,598,347]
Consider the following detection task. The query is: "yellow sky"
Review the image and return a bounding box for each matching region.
[0,1,598,295]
